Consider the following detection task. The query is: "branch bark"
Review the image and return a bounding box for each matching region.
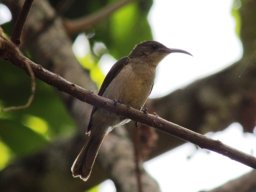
[1,25,256,169]
[207,170,256,192]
[11,0,33,45]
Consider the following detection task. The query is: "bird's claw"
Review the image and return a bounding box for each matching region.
[153,112,159,117]
[113,99,119,106]
[142,107,149,114]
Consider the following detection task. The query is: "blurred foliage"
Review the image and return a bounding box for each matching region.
[88,185,100,192]
[0,60,75,169]
[0,0,153,173]
[50,0,153,58]
[1,16,12,35]
[231,0,241,37]
[0,119,48,156]
[77,53,105,87]
[95,0,153,58]
[0,141,11,169]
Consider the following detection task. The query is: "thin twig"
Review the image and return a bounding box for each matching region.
[1,34,256,169]
[63,0,132,35]
[11,0,34,46]
[2,59,36,112]
[2,0,36,112]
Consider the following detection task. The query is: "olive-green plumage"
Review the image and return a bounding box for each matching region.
[71,41,191,181]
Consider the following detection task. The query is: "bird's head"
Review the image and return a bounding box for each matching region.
[129,41,191,66]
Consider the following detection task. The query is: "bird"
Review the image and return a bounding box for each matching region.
[71,40,191,181]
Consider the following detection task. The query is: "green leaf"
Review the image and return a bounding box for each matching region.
[110,2,152,57]
[77,54,105,87]
[0,60,76,138]
[231,0,241,37]
[88,185,100,192]
[92,1,153,58]
[0,141,11,169]
[0,119,48,156]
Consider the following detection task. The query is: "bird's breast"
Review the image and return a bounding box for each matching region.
[103,64,155,109]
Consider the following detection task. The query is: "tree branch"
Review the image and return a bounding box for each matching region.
[63,0,132,35]
[1,31,256,170]
[207,170,256,192]
[2,0,256,190]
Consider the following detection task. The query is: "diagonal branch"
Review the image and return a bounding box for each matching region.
[1,31,256,169]
[207,170,256,192]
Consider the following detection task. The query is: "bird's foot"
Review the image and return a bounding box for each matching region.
[142,107,149,114]
[113,99,120,106]
[153,111,159,117]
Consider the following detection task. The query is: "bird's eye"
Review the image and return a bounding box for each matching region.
[151,44,159,50]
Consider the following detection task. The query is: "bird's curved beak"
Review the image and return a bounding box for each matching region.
[162,47,192,56]
[169,48,192,56]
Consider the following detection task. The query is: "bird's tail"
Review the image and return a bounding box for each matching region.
[71,134,104,181]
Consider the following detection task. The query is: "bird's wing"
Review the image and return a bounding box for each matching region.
[98,57,129,96]
[86,57,130,133]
